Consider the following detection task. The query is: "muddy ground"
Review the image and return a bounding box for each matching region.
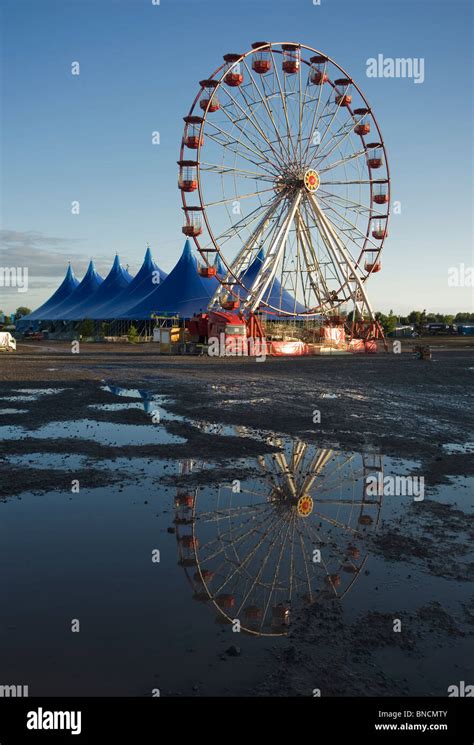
[1,342,473,483]
[0,342,473,696]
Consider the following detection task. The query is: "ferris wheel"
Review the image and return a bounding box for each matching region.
[175,439,384,636]
[179,42,390,323]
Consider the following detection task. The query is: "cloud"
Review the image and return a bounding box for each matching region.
[0,230,112,279]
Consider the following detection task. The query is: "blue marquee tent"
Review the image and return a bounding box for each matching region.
[45,260,104,321]
[123,240,219,320]
[61,255,132,321]
[93,246,167,320]
[21,264,79,323]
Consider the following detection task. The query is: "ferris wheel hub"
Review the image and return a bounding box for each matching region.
[303,168,320,193]
[297,494,314,518]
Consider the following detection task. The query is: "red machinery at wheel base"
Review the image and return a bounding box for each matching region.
[186,312,386,356]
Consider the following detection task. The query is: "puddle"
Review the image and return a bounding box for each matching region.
[442,442,474,454]
[0,418,185,446]
[0,388,65,403]
[0,383,472,696]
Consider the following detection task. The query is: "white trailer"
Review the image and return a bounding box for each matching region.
[0,332,17,352]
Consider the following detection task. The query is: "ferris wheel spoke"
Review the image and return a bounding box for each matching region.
[313,114,358,168]
[304,93,339,163]
[201,512,279,562]
[204,126,277,177]
[313,95,349,162]
[321,179,374,186]
[315,499,367,505]
[300,517,357,592]
[296,524,320,601]
[296,202,335,308]
[301,198,353,303]
[239,63,291,163]
[268,48,299,163]
[307,194,373,312]
[260,514,294,628]
[299,448,334,495]
[206,114,278,175]
[209,509,288,600]
[204,185,276,208]
[197,501,275,524]
[311,510,361,535]
[300,67,332,164]
[316,198,381,251]
[232,513,293,626]
[317,189,373,214]
[219,86,284,168]
[199,161,275,181]
[211,194,280,246]
[318,147,368,174]
[288,513,298,603]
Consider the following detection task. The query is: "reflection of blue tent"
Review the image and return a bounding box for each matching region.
[62,255,132,321]
[239,250,307,315]
[93,247,167,320]
[123,240,219,320]
[46,260,104,320]
[22,264,80,323]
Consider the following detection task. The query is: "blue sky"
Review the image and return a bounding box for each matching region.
[1,0,472,314]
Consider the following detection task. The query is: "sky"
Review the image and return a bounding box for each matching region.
[0,0,473,315]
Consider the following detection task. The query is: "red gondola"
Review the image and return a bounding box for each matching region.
[178,161,198,192]
[251,41,272,74]
[199,79,220,112]
[309,55,328,85]
[223,53,243,87]
[367,143,383,169]
[198,266,217,278]
[182,206,203,237]
[183,115,204,149]
[282,44,300,74]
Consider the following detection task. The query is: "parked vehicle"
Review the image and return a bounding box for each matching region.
[0,331,17,352]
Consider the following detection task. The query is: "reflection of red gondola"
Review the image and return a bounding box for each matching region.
[215,593,235,609]
[179,535,199,549]
[193,569,214,584]
[343,564,357,574]
[347,545,361,560]
[175,494,194,508]
[244,605,263,620]
[272,604,290,624]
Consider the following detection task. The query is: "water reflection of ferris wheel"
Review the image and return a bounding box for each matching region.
[175,435,383,636]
